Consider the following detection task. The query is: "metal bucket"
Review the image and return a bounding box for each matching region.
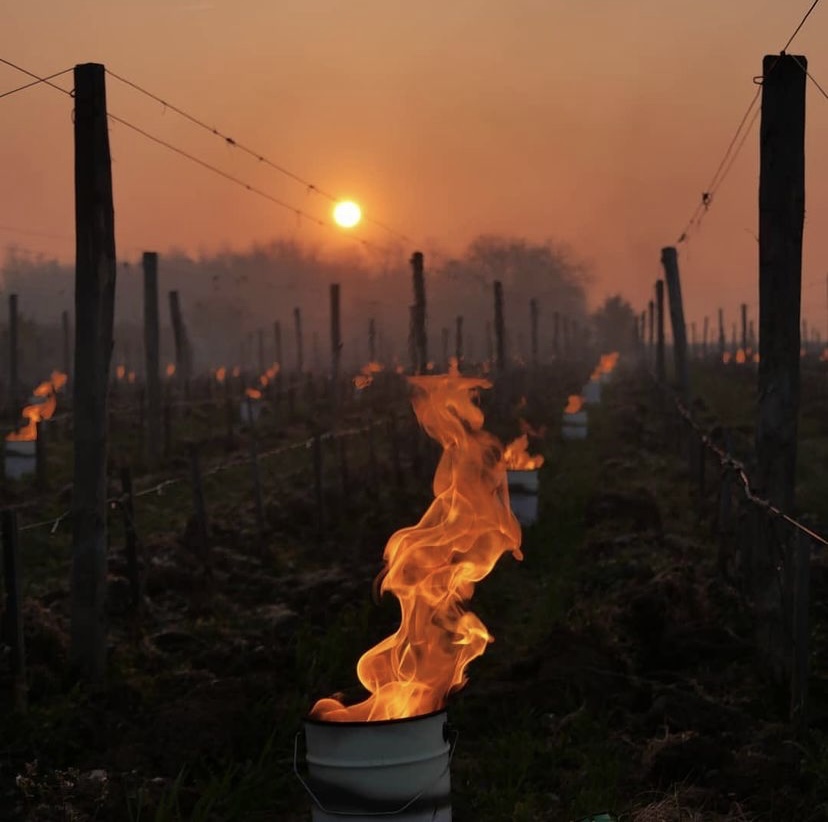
[582,380,601,405]
[296,709,454,820]
[562,410,588,440]
[239,398,262,424]
[5,439,36,480]
[507,469,539,527]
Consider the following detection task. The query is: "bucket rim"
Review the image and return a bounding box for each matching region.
[303,706,447,728]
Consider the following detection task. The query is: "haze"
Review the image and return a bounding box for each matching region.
[3,0,827,341]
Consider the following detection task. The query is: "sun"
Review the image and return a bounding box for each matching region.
[333,200,362,229]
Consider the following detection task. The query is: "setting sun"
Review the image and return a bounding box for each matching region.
[333,200,362,228]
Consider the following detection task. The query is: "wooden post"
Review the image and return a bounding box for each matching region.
[330,284,342,393]
[2,509,26,710]
[8,294,19,420]
[61,309,72,386]
[143,252,162,466]
[455,315,464,365]
[274,320,282,366]
[70,63,117,682]
[755,52,806,700]
[368,318,376,362]
[257,328,265,376]
[530,298,539,369]
[410,252,428,374]
[718,308,726,359]
[655,280,666,383]
[294,306,304,375]
[494,280,505,373]
[741,303,748,353]
[168,290,189,384]
[120,467,141,610]
[702,316,709,359]
[661,247,690,400]
[756,51,805,513]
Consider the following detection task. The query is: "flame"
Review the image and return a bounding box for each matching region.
[127,371,136,384]
[115,364,126,380]
[215,366,227,383]
[735,348,746,364]
[591,351,619,381]
[395,365,405,375]
[722,352,732,364]
[311,372,522,722]
[6,371,67,442]
[266,363,280,379]
[166,363,176,377]
[353,361,385,390]
[564,395,584,415]
[232,366,241,378]
[245,387,262,400]
[753,352,760,363]
[503,434,545,470]
[259,375,269,387]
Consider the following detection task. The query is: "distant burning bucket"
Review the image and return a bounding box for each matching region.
[4,439,36,480]
[582,379,602,405]
[296,709,454,821]
[562,395,587,440]
[506,468,539,527]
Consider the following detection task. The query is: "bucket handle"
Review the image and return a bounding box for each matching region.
[293,726,459,818]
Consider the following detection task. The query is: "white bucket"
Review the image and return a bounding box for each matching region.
[562,410,588,440]
[5,439,36,480]
[582,380,601,405]
[297,709,453,820]
[507,469,539,527]
[239,398,262,424]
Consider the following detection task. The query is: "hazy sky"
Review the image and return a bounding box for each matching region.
[3,0,828,335]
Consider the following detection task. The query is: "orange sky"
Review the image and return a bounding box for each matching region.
[3,0,828,337]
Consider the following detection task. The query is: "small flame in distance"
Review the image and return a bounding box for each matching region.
[7,371,67,442]
[311,372,522,722]
[503,434,544,470]
[564,395,584,415]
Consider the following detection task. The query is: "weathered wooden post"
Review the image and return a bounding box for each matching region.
[330,284,342,394]
[741,303,748,353]
[410,252,428,374]
[293,306,304,376]
[655,280,666,383]
[754,52,806,702]
[8,295,19,420]
[2,509,26,710]
[530,298,539,369]
[70,63,117,682]
[455,315,464,365]
[143,252,162,465]
[168,290,190,385]
[791,529,811,729]
[661,247,689,400]
[494,280,505,374]
[274,320,282,366]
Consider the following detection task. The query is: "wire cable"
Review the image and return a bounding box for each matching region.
[0,66,73,101]
[0,57,72,97]
[105,68,410,243]
[106,111,385,252]
[783,0,823,53]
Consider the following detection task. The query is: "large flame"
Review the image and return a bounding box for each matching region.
[7,371,67,442]
[312,373,522,722]
[503,433,545,470]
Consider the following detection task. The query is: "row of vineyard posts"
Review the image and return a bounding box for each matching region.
[631,52,815,730]
[0,62,596,700]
